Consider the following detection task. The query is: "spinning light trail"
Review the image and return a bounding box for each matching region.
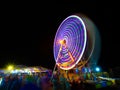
[54,15,87,70]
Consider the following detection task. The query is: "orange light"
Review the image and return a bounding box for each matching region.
[59,39,66,45]
[59,40,64,44]
[57,63,60,67]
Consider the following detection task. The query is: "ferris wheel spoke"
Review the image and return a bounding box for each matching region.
[68,51,74,62]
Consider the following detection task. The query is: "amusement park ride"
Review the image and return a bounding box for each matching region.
[51,14,101,79]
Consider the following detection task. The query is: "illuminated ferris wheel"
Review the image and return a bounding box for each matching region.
[53,14,101,71]
[53,15,87,70]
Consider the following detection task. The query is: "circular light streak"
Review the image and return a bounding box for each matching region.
[54,15,87,70]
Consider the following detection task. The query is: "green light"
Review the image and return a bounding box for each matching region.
[107,81,112,86]
[95,83,102,88]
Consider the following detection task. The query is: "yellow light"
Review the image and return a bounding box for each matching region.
[59,39,66,45]
[7,65,14,71]
[59,40,63,44]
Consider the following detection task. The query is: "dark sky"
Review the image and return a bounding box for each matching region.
[0,1,119,70]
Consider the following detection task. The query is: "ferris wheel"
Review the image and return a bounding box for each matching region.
[53,15,87,70]
[52,14,101,74]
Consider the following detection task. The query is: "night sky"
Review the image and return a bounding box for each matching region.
[0,1,119,70]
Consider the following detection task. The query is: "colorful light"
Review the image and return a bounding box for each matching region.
[95,67,100,72]
[54,15,87,70]
[0,78,2,86]
[59,40,64,44]
[7,65,14,71]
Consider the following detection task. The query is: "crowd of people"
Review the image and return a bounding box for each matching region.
[0,69,118,90]
[0,71,86,90]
